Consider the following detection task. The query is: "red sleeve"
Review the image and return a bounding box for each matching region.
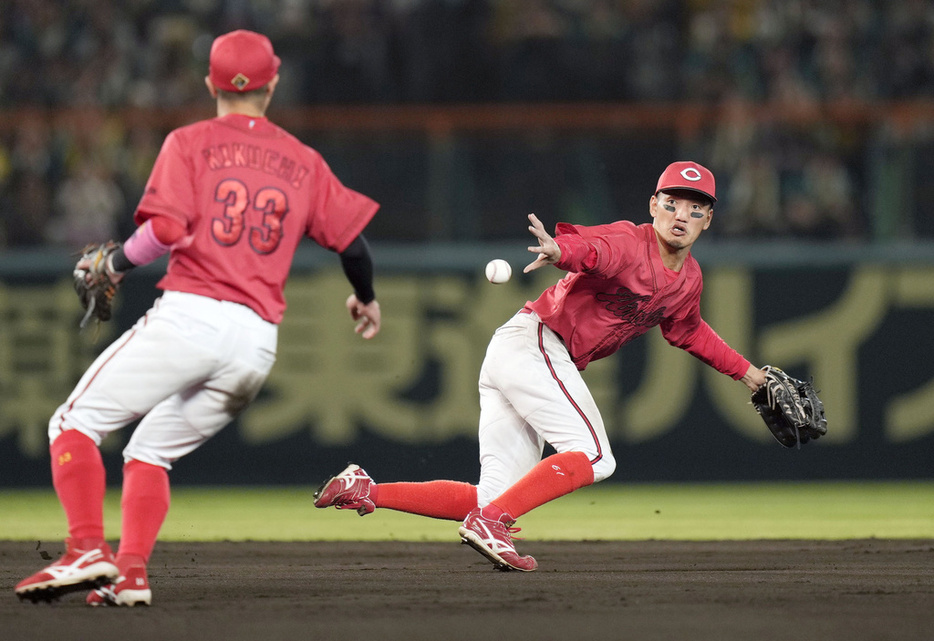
[554,232,599,272]
[149,215,186,245]
[661,311,751,379]
[306,153,379,253]
[134,130,193,230]
[552,222,638,276]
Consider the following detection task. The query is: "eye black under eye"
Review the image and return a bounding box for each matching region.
[690,211,705,218]
[664,204,675,212]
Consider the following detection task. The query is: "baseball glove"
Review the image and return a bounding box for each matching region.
[73,240,125,328]
[751,366,827,448]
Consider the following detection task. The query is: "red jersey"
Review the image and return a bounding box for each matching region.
[134,114,379,323]
[526,221,750,378]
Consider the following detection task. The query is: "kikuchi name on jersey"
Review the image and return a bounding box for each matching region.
[202,143,310,189]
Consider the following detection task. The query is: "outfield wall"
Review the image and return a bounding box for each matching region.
[1,242,933,486]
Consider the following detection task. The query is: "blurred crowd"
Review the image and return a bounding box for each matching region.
[1,0,933,246]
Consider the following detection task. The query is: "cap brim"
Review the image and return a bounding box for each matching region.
[656,186,716,203]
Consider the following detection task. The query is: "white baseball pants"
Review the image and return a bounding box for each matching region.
[476,310,616,506]
[49,291,277,469]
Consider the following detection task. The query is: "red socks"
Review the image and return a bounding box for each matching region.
[375,481,477,521]
[51,433,170,565]
[490,451,594,519]
[50,430,106,541]
[118,459,170,564]
[372,452,594,522]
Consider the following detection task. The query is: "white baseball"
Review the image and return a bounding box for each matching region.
[485,259,512,284]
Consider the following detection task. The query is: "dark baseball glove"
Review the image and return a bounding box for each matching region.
[751,366,827,448]
[73,241,125,328]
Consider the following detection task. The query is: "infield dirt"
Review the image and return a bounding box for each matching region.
[2,539,932,640]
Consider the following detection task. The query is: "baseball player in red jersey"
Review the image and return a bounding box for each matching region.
[16,30,381,605]
[315,161,767,571]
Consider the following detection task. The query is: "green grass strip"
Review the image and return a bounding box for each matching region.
[2,481,932,542]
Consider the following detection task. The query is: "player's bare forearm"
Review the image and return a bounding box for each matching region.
[740,364,767,392]
[346,294,381,339]
[524,213,561,273]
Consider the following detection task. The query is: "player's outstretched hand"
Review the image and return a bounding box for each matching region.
[740,364,768,393]
[524,213,561,273]
[346,294,381,339]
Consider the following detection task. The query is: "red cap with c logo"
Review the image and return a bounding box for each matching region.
[655,161,716,203]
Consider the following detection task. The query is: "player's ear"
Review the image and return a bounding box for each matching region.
[204,76,218,99]
[703,209,713,230]
[260,75,279,112]
[648,194,658,219]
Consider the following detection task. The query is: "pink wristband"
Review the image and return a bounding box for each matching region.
[124,222,171,266]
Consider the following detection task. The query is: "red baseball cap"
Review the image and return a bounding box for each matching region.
[208,30,281,92]
[655,161,717,203]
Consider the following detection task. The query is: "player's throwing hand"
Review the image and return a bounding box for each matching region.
[347,294,381,339]
[524,213,562,273]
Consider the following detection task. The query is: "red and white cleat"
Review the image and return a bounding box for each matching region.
[458,507,538,572]
[313,463,376,516]
[16,538,119,603]
[87,561,151,607]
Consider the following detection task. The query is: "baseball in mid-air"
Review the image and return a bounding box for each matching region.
[485,259,512,284]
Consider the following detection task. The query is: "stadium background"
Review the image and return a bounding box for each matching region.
[1,0,933,489]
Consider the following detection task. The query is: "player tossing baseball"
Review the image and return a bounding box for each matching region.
[314,161,767,572]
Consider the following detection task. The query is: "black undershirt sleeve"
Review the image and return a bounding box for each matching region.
[339,233,376,304]
[109,245,136,273]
